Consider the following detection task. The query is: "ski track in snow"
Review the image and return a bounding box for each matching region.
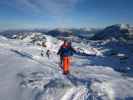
[61,86,87,100]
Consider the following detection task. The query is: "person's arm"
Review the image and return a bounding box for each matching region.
[57,46,62,55]
[70,46,76,53]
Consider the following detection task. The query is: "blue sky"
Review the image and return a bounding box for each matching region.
[0,0,133,30]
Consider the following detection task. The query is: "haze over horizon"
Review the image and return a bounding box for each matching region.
[0,0,133,31]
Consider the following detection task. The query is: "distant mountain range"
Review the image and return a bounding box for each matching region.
[91,24,133,41]
[0,28,99,40]
[0,24,133,44]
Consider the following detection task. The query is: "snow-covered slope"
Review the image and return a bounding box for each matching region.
[0,35,133,100]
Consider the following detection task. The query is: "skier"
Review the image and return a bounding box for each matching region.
[46,50,51,58]
[57,40,76,75]
[41,50,44,57]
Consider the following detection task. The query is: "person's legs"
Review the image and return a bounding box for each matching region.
[58,56,63,69]
[60,56,63,66]
[67,57,70,72]
[63,56,70,74]
[63,57,67,74]
[60,56,63,65]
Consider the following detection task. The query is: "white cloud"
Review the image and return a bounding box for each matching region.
[29,0,80,15]
[1,0,80,16]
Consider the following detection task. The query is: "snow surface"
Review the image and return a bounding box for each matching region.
[0,35,133,100]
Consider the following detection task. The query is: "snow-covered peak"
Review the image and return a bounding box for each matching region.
[120,24,130,29]
[114,24,130,29]
[91,24,132,40]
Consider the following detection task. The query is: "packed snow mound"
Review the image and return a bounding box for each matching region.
[90,80,115,100]
[0,35,8,40]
